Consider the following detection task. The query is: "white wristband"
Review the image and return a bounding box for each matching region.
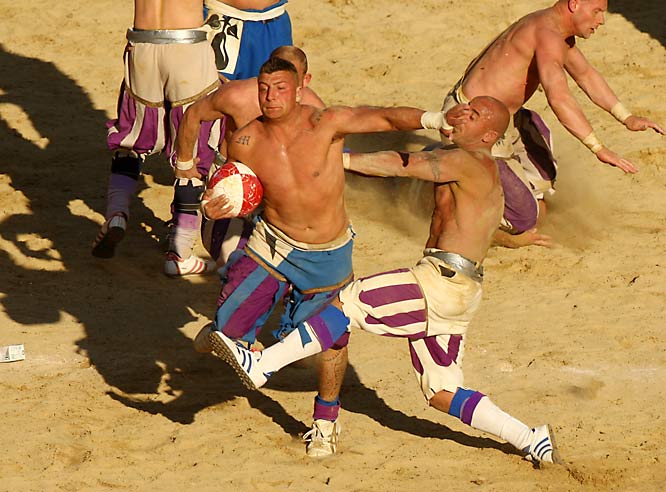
[421,111,453,131]
[610,102,632,123]
[342,153,351,170]
[582,132,604,154]
[176,158,195,171]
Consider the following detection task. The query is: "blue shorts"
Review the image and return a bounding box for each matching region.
[214,217,354,343]
[206,0,293,80]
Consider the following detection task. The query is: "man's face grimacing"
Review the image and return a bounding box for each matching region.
[447,97,500,146]
[258,70,302,120]
[571,0,607,39]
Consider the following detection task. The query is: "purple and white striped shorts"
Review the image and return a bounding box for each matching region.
[339,253,483,399]
[106,35,222,174]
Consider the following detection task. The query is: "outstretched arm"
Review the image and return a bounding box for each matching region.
[565,47,665,136]
[346,149,469,183]
[537,35,637,173]
[324,105,447,138]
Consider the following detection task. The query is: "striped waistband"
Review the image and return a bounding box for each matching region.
[126,28,207,45]
[424,248,484,283]
[205,0,287,21]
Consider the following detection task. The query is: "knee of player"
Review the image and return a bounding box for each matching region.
[429,389,456,413]
[306,303,351,351]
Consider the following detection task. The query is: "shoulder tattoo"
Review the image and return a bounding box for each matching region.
[236,135,251,146]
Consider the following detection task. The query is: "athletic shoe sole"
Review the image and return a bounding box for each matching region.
[208,331,258,391]
[92,226,125,259]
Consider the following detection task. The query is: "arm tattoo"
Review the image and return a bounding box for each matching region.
[425,152,442,181]
[236,135,251,146]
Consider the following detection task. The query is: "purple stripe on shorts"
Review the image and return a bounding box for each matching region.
[132,105,160,154]
[221,273,282,339]
[519,110,557,182]
[166,105,184,161]
[423,335,462,368]
[409,342,424,375]
[497,159,538,233]
[359,282,423,308]
[364,309,427,329]
[107,92,137,150]
[460,391,485,425]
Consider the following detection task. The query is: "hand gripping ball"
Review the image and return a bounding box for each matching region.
[206,161,263,217]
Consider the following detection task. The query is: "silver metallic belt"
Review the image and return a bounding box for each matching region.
[126,28,207,44]
[424,249,484,283]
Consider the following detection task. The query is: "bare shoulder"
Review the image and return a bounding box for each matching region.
[306,104,349,127]
[216,79,257,107]
[302,87,326,109]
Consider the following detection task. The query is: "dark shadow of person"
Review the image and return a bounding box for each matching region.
[0,44,240,423]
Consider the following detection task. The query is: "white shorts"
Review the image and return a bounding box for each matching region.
[339,253,483,399]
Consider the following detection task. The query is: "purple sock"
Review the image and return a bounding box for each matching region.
[106,174,137,220]
[313,395,340,421]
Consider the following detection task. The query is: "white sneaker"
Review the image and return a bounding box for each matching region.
[164,252,216,276]
[207,330,268,390]
[92,213,127,258]
[303,419,341,458]
[525,424,562,464]
[193,322,214,353]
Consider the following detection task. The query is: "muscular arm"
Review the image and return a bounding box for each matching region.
[566,47,665,136]
[326,105,426,137]
[347,149,470,183]
[537,34,638,172]
[536,35,594,141]
[564,46,620,112]
[175,87,226,165]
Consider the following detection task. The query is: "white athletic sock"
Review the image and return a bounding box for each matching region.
[258,321,323,375]
[169,212,201,258]
[470,397,533,451]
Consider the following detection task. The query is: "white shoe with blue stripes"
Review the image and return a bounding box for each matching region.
[525,424,562,464]
[207,330,268,390]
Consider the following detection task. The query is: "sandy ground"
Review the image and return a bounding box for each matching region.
[1,0,665,490]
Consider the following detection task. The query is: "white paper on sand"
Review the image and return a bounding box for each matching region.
[0,344,25,363]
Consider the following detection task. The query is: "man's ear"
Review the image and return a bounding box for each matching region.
[482,130,499,144]
[568,0,579,13]
[302,73,312,88]
[296,85,303,103]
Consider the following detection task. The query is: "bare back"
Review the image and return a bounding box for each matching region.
[462,8,566,114]
[427,150,504,263]
[228,105,348,244]
[134,0,204,30]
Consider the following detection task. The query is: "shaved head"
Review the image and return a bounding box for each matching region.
[270,45,308,73]
[474,96,510,138]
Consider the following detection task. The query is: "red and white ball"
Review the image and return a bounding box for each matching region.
[206,161,263,217]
